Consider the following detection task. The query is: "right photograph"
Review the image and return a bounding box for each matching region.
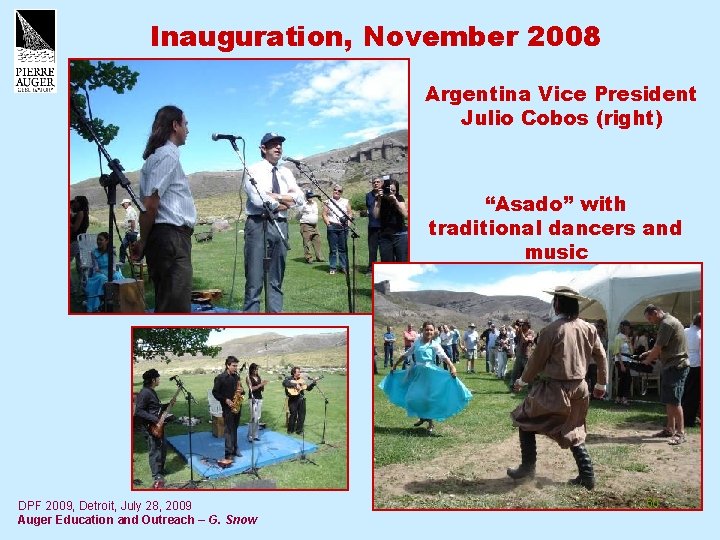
[372,263,701,510]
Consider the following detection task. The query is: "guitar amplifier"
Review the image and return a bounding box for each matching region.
[212,416,225,438]
[105,279,145,313]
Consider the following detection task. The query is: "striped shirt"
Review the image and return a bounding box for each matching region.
[139,141,196,227]
[243,160,303,219]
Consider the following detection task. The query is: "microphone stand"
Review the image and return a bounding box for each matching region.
[293,394,317,466]
[241,395,261,479]
[291,161,359,312]
[70,100,146,305]
[221,138,290,313]
[171,376,202,489]
[313,381,335,447]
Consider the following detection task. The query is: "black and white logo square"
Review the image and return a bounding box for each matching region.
[14,10,57,93]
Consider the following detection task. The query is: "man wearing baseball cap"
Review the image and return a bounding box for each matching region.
[508,285,607,490]
[242,133,304,312]
[119,198,138,265]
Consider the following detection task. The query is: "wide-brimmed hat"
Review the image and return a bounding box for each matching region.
[543,285,587,300]
[121,198,132,205]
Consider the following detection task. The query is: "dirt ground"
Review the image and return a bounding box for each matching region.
[374,422,701,509]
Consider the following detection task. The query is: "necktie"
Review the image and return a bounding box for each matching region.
[272,166,280,194]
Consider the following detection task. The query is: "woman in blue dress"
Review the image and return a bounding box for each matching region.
[379,321,472,433]
[85,232,111,312]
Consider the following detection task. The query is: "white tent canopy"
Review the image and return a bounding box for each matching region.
[571,264,701,333]
[570,264,700,397]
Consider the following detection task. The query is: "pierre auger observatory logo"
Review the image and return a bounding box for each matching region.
[14,9,57,94]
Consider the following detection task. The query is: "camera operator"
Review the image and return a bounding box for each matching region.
[371,179,408,262]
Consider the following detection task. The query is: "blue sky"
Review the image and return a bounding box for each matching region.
[70,59,407,183]
[205,327,343,347]
[374,263,596,300]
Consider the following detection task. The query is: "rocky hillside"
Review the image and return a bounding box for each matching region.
[374,287,551,340]
[71,129,407,212]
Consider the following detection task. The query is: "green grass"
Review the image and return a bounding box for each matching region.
[373,359,701,509]
[133,371,347,490]
[71,217,373,313]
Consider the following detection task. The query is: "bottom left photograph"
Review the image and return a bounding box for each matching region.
[131,326,349,491]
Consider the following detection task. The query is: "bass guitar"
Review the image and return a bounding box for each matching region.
[285,374,324,396]
[150,386,182,438]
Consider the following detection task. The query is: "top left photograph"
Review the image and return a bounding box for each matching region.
[69,58,409,315]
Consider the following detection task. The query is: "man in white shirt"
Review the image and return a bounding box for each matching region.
[242,132,304,312]
[136,105,196,313]
[682,313,701,428]
[462,323,479,373]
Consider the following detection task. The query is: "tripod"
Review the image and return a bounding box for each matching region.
[291,395,317,466]
[291,160,359,312]
[174,377,202,489]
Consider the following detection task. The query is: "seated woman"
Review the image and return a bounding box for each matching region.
[85,232,111,312]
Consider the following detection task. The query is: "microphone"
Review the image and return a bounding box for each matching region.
[284,156,305,166]
[169,375,178,382]
[212,133,243,141]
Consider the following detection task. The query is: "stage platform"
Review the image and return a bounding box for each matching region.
[166,425,318,479]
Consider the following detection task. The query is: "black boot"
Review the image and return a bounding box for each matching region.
[569,444,595,490]
[507,430,536,480]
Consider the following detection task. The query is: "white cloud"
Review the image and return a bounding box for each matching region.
[374,264,438,291]
[290,60,408,124]
[343,121,408,142]
[448,269,593,301]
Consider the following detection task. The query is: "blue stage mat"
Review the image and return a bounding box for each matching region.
[166,425,318,479]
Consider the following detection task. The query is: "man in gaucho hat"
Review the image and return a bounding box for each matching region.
[507,285,608,490]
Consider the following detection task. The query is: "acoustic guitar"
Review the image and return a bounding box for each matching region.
[285,375,324,396]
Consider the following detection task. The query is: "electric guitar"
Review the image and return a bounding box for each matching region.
[149,387,182,438]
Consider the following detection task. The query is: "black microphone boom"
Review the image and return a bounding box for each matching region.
[169,375,178,381]
[212,133,243,141]
[284,156,304,166]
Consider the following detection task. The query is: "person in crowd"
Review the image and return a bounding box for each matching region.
[323,184,353,275]
[494,326,512,379]
[283,367,317,434]
[383,326,396,369]
[245,363,267,443]
[486,324,499,374]
[402,324,418,370]
[449,325,461,364]
[296,190,325,264]
[134,105,196,313]
[69,195,90,284]
[510,319,535,389]
[119,198,139,265]
[639,305,690,444]
[462,323,479,373]
[682,312,701,428]
[212,356,244,463]
[439,324,454,370]
[508,286,607,491]
[134,369,169,489]
[633,329,649,355]
[365,176,383,274]
[242,133,303,312]
[610,320,633,406]
[379,321,471,434]
[371,179,408,262]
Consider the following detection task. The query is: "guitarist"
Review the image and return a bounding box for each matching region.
[283,366,317,435]
[212,356,244,463]
[134,369,168,489]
